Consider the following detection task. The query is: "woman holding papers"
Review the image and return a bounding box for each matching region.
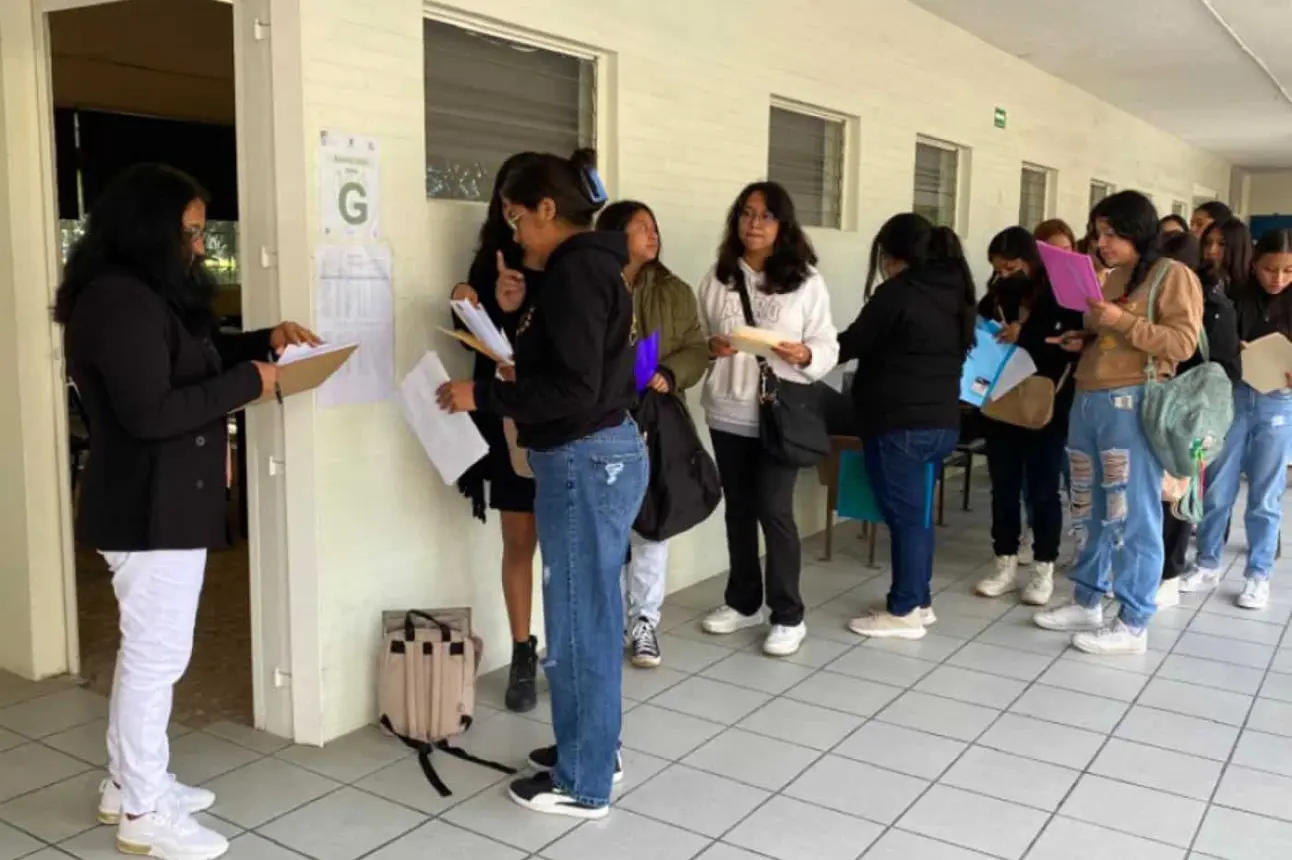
[836,213,975,640]
[1034,191,1202,654]
[696,181,839,658]
[1184,229,1292,609]
[54,164,316,860]
[595,200,708,669]
[437,149,646,820]
[449,151,547,714]
[973,228,1082,607]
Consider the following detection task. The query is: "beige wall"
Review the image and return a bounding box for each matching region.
[0,0,72,680]
[1248,171,1292,216]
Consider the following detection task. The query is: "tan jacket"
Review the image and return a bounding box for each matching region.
[1075,258,1203,391]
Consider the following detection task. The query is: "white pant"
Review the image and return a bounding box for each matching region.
[102,550,207,815]
[623,533,667,627]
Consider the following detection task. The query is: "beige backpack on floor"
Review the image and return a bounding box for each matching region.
[378,608,515,796]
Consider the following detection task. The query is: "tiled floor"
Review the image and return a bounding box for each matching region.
[4,491,1292,860]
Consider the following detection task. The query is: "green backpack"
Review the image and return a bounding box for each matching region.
[1138,261,1234,522]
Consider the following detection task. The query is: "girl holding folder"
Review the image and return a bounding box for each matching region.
[1184,228,1292,609]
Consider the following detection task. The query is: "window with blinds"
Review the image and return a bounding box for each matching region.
[423,19,595,201]
[1019,165,1049,230]
[1089,180,1114,211]
[913,139,959,229]
[767,105,845,229]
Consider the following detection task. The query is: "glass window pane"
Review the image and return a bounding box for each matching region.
[768,106,844,229]
[914,141,958,228]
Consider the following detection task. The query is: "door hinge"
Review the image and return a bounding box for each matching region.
[273,668,291,688]
[260,247,277,269]
[268,456,285,476]
[254,17,270,41]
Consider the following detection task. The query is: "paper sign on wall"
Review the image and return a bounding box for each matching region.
[319,130,380,240]
[314,243,394,407]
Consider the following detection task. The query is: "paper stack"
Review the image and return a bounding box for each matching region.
[445,300,514,366]
[277,341,360,366]
[728,325,783,360]
[398,351,490,485]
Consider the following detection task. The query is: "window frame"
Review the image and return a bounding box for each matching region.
[1018,162,1054,230]
[1089,179,1115,211]
[766,97,852,231]
[421,5,615,203]
[913,135,965,232]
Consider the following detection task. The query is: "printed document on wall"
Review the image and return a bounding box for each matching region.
[314,243,394,407]
[398,351,489,485]
[318,130,380,240]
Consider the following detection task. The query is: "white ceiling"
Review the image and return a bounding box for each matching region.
[908,0,1292,169]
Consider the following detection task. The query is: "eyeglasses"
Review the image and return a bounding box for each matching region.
[739,209,778,226]
[504,210,526,233]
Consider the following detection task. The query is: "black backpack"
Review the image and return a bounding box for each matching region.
[633,391,722,541]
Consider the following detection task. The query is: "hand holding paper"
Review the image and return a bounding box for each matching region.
[399,352,489,485]
[1241,333,1292,394]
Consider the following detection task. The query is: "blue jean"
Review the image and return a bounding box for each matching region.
[866,428,959,617]
[528,419,647,807]
[1197,383,1292,580]
[1066,387,1164,628]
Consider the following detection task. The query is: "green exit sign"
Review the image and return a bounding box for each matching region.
[994,107,1007,129]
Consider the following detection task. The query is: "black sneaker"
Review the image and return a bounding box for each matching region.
[508,772,608,820]
[527,745,624,784]
[629,618,662,669]
[504,636,538,713]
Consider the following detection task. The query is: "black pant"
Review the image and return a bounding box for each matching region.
[984,420,1065,563]
[1162,503,1190,580]
[710,429,804,626]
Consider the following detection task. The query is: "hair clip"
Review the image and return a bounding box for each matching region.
[581,166,608,206]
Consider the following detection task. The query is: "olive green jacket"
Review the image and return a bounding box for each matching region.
[632,262,708,395]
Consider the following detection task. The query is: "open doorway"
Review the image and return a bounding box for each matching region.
[50,0,254,728]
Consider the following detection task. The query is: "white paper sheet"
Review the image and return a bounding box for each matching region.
[1242,333,1292,394]
[728,325,783,360]
[398,352,490,485]
[450,299,514,365]
[314,243,394,407]
[988,348,1039,401]
[277,341,360,366]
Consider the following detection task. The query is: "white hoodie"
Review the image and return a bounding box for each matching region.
[698,260,839,437]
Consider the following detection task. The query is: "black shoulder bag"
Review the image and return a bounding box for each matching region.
[732,278,830,467]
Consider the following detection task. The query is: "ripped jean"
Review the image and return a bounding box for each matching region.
[1066,386,1165,629]
[529,418,647,808]
[1196,384,1292,580]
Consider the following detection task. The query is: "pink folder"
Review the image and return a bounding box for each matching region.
[1037,242,1105,312]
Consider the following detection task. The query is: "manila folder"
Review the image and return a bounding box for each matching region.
[253,343,358,404]
[1241,333,1292,395]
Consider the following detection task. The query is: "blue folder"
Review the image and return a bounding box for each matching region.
[960,318,1018,407]
[837,450,938,528]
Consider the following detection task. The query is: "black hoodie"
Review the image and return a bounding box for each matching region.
[838,262,969,438]
[481,231,634,450]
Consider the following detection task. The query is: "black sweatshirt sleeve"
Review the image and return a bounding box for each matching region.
[838,284,899,364]
[481,252,612,423]
[211,328,274,366]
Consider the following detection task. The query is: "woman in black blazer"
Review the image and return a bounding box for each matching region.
[55,164,315,860]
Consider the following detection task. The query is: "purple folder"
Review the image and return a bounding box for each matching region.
[1037,242,1105,312]
[635,330,661,393]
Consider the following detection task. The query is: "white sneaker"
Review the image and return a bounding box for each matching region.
[1021,562,1055,607]
[1179,566,1221,594]
[1156,578,1181,609]
[116,800,229,860]
[921,607,937,626]
[847,610,927,640]
[702,605,764,636]
[1034,601,1104,632]
[763,623,807,657]
[1072,620,1148,655]
[976,556,1019,598]
[1237,578,1271,610]
[99,777,215,825]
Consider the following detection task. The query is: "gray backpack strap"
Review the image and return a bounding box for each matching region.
[1142,260,1193,376]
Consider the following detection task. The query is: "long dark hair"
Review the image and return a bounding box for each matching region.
[1159,231,1202,270]
[1244,228,1292,334]
[1201,217,1253,295]
[596,199,670,278]
[1159,214,1189,234]
[865,212,976,357]
[716,181,817,295]
[1193,200,1234,227]
[1090,190,1161,289]
[475,151,541,272]
[53,163,214,332]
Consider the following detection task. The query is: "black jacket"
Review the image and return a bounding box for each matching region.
[482,231,634,450]
[64,273,270,551]
[632,390,721,541]
[977,276,1084,436]
[838,263,969,439]
[1179,276,1241,384]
